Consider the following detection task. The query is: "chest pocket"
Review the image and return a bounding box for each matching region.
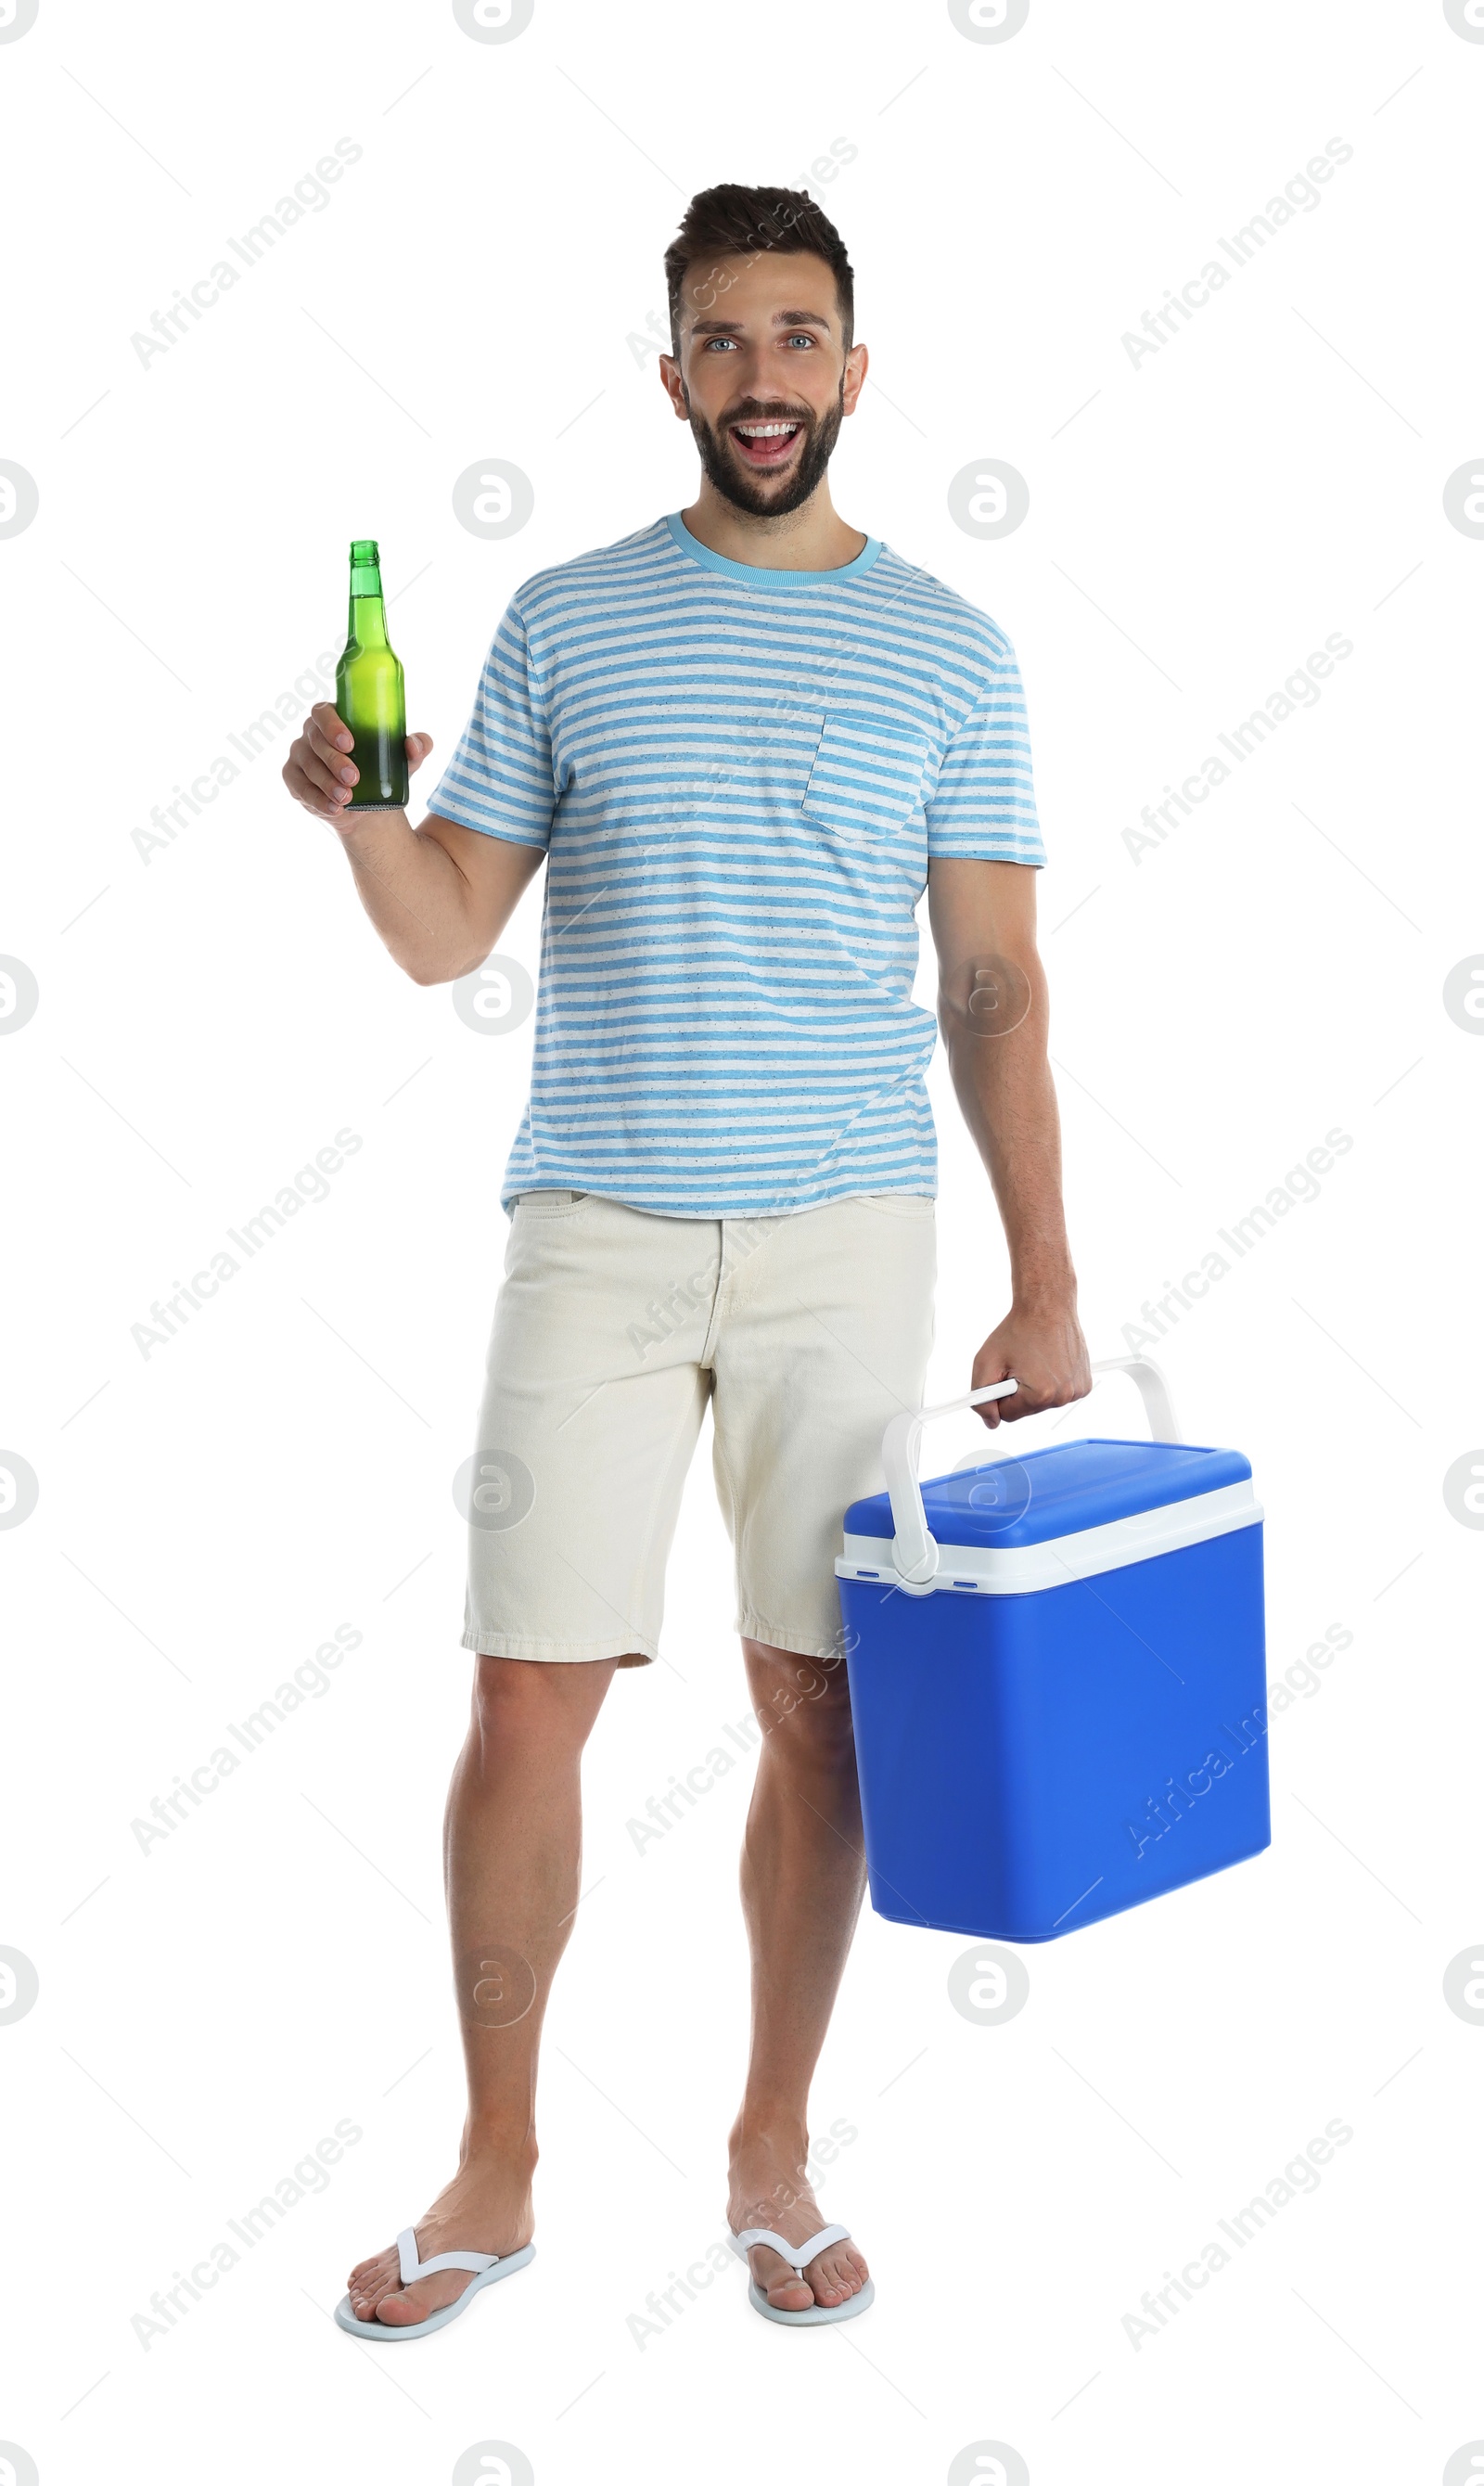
[801,713,929,844]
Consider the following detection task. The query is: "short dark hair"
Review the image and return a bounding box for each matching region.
[663,184,855,352]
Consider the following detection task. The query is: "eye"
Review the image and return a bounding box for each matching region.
[784,332,816,348]
[702,336,737,352]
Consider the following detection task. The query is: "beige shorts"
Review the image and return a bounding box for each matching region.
[462,1189,936,1666]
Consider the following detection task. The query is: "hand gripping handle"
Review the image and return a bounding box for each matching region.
[879,1353,1180,1588]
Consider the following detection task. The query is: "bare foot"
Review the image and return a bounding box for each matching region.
[727,2129,869,2314]
[346,2142,535,2329]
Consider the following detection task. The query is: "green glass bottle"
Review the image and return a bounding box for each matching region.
[337,539,408,809]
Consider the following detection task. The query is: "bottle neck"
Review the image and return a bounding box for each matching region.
[347,588,390,647]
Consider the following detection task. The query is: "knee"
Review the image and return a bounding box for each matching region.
[744,1644,856,1769]
[468,1656,605,1761]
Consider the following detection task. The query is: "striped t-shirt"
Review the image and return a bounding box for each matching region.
[430,512,1044,1217]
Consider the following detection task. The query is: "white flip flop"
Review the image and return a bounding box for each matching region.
[334,2225,535,2341]
[729,2222,876,2326]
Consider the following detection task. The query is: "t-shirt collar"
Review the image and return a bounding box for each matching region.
[664,508,882,588]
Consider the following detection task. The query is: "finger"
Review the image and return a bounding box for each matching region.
[292,737,352,803]
[312,701,352,751]
[405,731,434,772]
[307,714,358,779]
[282,759,345,819]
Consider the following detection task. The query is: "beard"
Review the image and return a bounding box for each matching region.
[684,381,846,519]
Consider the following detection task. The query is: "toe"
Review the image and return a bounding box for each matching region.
[807,2244,868,2306]
[347,2248,398,2314]
[372,2287,421,2327]
[376,2271,471,2327]
[750,2248,813,2312]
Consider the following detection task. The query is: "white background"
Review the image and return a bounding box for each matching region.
[2,1,1481,2480]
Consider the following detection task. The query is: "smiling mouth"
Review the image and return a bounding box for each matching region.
[729,417,806,468]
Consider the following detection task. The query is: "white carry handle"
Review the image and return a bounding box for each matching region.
[883,1381,1019,1585]
[880,1353,1180,1587]
[1088,1353,1181,1443]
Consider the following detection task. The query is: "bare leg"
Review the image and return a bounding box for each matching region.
[346,1653,618,2326]
[726,1638,872,2313]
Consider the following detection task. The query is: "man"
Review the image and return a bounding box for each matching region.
[284,183,1089,2338]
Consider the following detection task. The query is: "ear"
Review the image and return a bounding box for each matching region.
[658,352,690,420]
[841,340,869,417]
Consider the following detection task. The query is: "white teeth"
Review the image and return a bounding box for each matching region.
[735,421,798,437]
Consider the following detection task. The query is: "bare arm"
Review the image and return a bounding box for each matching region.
[282,701,544,985]
[927,856,1091,1429]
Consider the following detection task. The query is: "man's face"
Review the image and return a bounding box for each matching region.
[660,250,867,519]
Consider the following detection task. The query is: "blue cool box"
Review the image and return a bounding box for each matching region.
[837,1378,1270,1942]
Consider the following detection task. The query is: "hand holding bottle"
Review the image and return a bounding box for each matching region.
[283,701,433,826]
[282,538,432,826]
[279,541,541,984]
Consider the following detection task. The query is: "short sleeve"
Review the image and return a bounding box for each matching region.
[925,638,1045,865]
[428,599,556,849]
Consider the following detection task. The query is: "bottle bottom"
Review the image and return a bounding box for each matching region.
[346,724,409,809]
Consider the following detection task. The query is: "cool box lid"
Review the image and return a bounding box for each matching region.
[843,1436,1254,1551]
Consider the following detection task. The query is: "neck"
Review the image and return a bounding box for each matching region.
[348,590,389,647]
[681,477,867,572]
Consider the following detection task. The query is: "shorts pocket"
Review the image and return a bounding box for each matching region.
[801,714,929,843]
[857,1193,936,1218]
[515,1189,590,1217]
